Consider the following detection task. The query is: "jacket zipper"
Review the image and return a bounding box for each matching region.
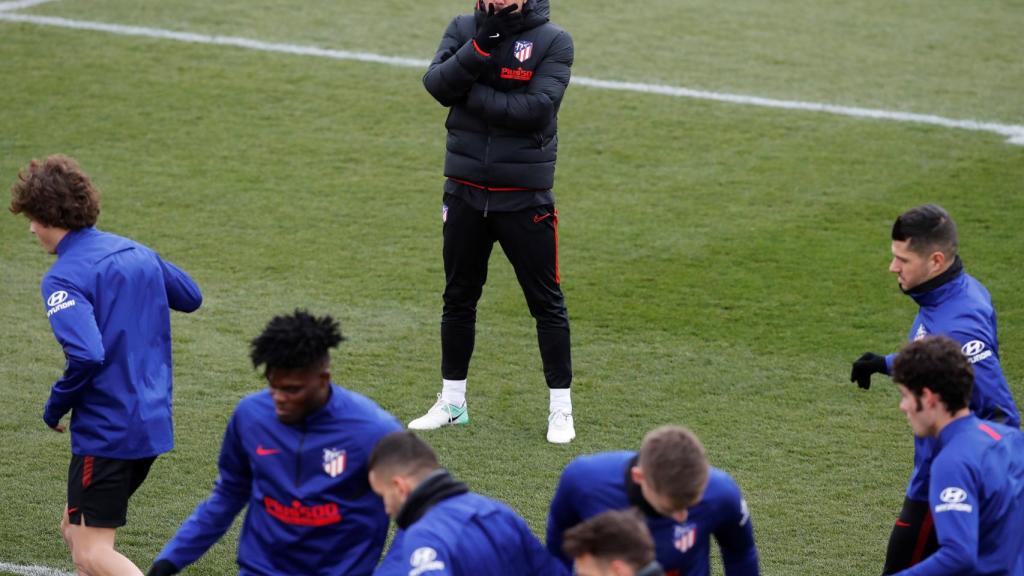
[483,133,492,217]
[295,423,306,485]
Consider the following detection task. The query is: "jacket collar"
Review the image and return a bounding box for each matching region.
[937,413,978,451]
[395,468,469,529]
[55,226,98,256]
[906,256,964,307]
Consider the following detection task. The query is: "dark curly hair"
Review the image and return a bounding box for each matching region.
[893,336,973,414]
[9,155,101,229]
[250,309,345,375]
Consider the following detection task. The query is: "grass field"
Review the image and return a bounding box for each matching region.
[1,1,1023,574]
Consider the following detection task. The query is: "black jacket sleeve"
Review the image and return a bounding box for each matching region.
[423,17,490,106]
[463,29,573,131]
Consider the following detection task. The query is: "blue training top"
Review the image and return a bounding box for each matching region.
[883,271,1020,501]
[156,384,401,576]
[546,451,759,576]
[892,415,1024,576]
[376,488,568,576]
[41,226,202,458]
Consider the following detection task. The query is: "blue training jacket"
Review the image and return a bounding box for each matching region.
[547,451,759,576]
[883,271,1021,500]
[156,384,401,576]
[892,415,1024,576]
[376,488,569,576]
[40,227,202,458]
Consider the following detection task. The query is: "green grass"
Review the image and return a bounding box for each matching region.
[1,1,1022,574]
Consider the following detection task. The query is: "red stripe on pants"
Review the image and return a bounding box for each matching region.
[911,510,934,564]
[82,456,94,488]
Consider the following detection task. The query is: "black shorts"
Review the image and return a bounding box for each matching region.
[67,455,156,528]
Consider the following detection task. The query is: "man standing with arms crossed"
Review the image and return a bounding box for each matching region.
[849,204,1020,572]
[409,0,577,443]
[9,154,203,575]
[889,336,1024,575]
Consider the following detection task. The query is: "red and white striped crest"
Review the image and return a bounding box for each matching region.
[323,448,346,478]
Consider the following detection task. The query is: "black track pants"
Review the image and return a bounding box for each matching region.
[440,194,572,389]
[881,497,938,574]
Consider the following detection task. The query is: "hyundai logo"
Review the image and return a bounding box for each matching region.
[47,291,69,307]
[961,340,986,357]
[940,487,967,504]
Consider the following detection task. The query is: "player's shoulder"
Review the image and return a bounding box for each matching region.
[329,385,400,428]
[564,451,633,479]
[702,467,744,503]
[233,389,273,420]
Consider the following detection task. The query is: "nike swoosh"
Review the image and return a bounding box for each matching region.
[448,406,467,421]
[894,519,911,528]
[533,213,552,223]
[489,33,501,38]
[256,446,281,456]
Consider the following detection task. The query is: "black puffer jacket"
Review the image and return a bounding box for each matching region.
[423,0,573,191]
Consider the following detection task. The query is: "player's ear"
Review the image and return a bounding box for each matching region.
[630,465,644,485]
[928,250,946,273]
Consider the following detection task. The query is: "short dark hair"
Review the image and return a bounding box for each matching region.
[562,509,655,570]
[250,309,344,376]
[638,426,709,510]
[891,204,958,259]
[893,336,973,414]
[9,155,101,229]
[367,431,440,479]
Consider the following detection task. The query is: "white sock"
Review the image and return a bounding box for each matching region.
[549,388,572,413]
[441,379,467,406]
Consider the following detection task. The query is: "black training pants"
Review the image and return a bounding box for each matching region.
[441,194,572,389]
[881,497,938,574]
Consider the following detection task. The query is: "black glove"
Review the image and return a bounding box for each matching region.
[474,3,520,53]
[850,352,887,390]
[147,560,179,576]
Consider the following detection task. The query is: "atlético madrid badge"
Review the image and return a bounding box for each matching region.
[323,448,346,478]
[513,40,533,63]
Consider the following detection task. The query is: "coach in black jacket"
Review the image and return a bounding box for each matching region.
[408,0,576,444]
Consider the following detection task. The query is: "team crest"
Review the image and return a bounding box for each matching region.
[513,40,533,63]
[673,524,697,553]
[323,448,346,478]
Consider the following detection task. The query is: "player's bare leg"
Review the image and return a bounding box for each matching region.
[62,516,143,576]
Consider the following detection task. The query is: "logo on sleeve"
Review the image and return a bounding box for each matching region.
[673,524,697,553]
[323,448,347,478]
[935,487,972,513]
[46,290,76,317]
[513,40,533,63]
[961,340,993,364]
[913,324,928,341]
[739,498,751,526]
[409,547,445,576]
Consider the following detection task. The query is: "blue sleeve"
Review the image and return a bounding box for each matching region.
[155,411,252,571]
[463,30,573,131]
[515,513,570,576]
[714,480,760,576]
[892,456,979,576]
[41,277,104,427]
[545,464,581,569]
[885,353,896,375]
[159,257,202,313]
[387,530,453,576]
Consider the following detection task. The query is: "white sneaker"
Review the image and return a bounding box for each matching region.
[408,394,470,430]
[547,409,575,444]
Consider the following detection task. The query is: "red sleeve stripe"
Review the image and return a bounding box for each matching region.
[978,423,1003,441]
[472,40,490,57]
[82,456,94,488]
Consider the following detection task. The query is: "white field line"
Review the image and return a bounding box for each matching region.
[0,562,73,576]
[1,13,1022,148]
[0,0,56,12]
